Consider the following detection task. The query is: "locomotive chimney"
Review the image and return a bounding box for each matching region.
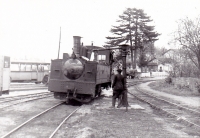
[73,36,81,57]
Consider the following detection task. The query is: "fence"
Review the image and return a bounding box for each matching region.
[140,71,169,78]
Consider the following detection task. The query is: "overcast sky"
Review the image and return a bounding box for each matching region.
[0,0,200,62]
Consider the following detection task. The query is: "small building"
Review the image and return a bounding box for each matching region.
[141,62,158,73]
[148,62,158,72]
[158,63,173,72]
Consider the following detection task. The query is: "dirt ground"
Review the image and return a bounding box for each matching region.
[2,80,199,137]
[53,86,196,138]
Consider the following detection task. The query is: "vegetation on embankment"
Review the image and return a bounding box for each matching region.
[148,77,200,97]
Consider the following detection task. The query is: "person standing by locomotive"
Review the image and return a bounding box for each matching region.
[110,68,125,108]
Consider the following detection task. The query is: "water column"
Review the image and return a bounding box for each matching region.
[120,44,129,112]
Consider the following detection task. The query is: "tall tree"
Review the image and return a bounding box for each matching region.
[138,41,155,67]
[106,8,159,68]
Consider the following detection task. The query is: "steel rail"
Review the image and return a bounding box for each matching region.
[0,93,53,109]
[129,85,200,131]
[1,102,64,138]
[0,92,50,102]
[128,80,200,111]
[49,106,82,138]
[134,86,200,115]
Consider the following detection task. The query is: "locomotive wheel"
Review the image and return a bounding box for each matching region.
[42,75,49,84]
[65,98,74,105]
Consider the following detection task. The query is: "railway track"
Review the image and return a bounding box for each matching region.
[0,92,53,109]
[9,83,48,92]
[128,83,200,135]
[1,103,81,138]
[127,79,152,87]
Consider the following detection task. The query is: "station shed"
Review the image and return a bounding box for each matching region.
[0,56,10,95]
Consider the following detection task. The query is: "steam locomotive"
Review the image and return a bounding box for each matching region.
[48,36,113,103]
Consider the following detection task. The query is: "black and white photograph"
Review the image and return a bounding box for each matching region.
[0,0,200,137]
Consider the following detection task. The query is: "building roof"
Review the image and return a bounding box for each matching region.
[148,62,158,66]
[11,61,50,65]
[85,45,104,50]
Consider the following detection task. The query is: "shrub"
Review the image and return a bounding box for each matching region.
[165,77,172,84]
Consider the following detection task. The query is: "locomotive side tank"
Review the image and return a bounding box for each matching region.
[48,36,112,103]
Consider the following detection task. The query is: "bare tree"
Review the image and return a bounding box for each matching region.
[158,47,199,77]
[174,16,200,73]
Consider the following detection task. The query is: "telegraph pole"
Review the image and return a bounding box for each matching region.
[57,27,61,59]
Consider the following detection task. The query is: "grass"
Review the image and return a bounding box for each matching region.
[148,79,200,97]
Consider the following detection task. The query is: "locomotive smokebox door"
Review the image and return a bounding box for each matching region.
[62,55,84,80]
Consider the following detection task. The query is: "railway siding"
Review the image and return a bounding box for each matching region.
[0,96,60,137]
[138,81,200,108]
[3,104,79,138]
[134,81,200,136]
[0,92,52,109]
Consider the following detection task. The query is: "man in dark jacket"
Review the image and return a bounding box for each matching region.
[111,68,125,108]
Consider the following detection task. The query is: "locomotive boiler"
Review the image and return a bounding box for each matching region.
[48,36,113,103]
